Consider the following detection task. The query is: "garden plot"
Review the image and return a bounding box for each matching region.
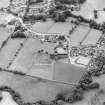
[9,38,57,72]
[82,29,101,45]
[0,71,74,102]
[31,20,54,33]
[0,39,25,69]
[70,25,90,46]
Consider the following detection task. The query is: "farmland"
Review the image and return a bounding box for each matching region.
[0,0,105,105]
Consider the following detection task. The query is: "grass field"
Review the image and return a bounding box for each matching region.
[9,38,57,72]
[82,29,101,45]
[73,0,105,23]
[0,0,9,8]
[31,20,54,33]
[47,21,74,35]
[0,71,75,103]
[70,25,90,46]
[0,28,10,48]
[31,18,76,35]
[53,62,85,84]
[0,39,25,69]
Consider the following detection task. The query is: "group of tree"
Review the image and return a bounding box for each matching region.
[55,0,86,5]
[89,19,101,30]
[88,55,105,77]
[11,31,26,39]
[55,88,84,103]
[0,86,23,105]
[23,15,47,23]
[50,10,71,22]
[28,0,43,5]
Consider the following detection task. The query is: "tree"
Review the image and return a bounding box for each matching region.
[63,10,71,17]
[55,0,86,5]
[88,82,100,90]
[11,31,26,39]
[53,13,66,22]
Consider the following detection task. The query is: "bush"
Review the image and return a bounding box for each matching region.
[88,82,100,90]
[55,92,65,101]
[53,13,66,22]
[1,40,7,48]
[72,89,84,101]
[0,86,23,104]
[12,71,26,76]
[55,0,86,5]
[64,94,74,103]
[55,89,84,103]
[29,0,43,4]
[11,31,26,39]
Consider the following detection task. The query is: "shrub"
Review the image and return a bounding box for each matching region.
[72,89,84,101]
[88,82,100,90]
[0,86,23,105]
[55,0,86,5]
[12,71,26,76]
[64,94,74,103]
[103,102,105,105]
[55,92,65,101]
[11,31,26,39]
[29,0,43,4]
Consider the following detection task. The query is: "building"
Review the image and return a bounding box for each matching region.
[26,0,55,16]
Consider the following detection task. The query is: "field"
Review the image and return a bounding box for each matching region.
[0,39,25,69]
[70,25,90,46]
[47,21,74,35]
[0,70,105,105]
[0,70,75,103]
[9,37,85,82]
[82,29,101,45]
[9,38,57,72]
[0,28,10,48]
[73,0,105,23]
[0,0,9,8]
[31,19,54,33]
[31,18,76,35]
